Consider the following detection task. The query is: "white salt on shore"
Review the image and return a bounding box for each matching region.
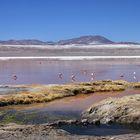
[0,56,140,60]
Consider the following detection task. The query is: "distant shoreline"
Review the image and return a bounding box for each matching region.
[0,44,140,57]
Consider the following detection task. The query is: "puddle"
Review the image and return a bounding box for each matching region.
[59,124,137,136]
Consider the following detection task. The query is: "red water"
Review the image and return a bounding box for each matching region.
[5,89,140,113]
[41,89,140,111]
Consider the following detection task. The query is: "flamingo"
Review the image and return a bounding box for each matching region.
[58,73,63,79]
[133,72,138,81]
[120,74,124,78]
[82,70,87,75]
[12,74,17,80]
[90,72,95,81]
[133,75,137,80]
[91,72,95,76]
[133,72,136,75]
[90,77,94,81]
[133,71,137,79]
[71,74,76,81]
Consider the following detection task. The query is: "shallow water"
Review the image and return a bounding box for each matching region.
[0,59,140,84]
[59,124,137,136]
[1,89,140,124]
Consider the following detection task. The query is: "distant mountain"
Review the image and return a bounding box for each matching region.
[57,35,114,45]
[0,36,139,45]
[116,42,140,45]
[0,40,48,45]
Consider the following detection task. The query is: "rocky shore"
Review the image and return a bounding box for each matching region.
[0,123,139,140]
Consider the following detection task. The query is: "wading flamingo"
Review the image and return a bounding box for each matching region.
[58,73,63,79]
[71,74,76,81]
[12,74,17,80]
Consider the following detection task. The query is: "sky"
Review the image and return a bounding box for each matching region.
[0,0,140,42]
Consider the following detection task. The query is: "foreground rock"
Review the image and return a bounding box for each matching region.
[82,94,140,126]
[0,123,139,140]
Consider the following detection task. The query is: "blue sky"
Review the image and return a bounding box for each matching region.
[0,0,140,42]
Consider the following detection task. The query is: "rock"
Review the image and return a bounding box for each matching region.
[82,94,140,126]
[93,119,101,125]
[48,120,79,126]
[81,119,88,123]
[102,117,114,124]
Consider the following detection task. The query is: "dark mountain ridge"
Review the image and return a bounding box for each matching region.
[0,35,139,45]
[57,35,114,45]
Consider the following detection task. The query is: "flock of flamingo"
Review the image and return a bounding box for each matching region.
[58,70,95,82]
[57,70,138,82]
[10,61,138,82]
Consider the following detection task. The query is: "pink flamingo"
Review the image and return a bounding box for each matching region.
[58,73,63,79]
[133,72,136,75]
[90,77,94,81]
[91,72,94,76]
[71,74,76,81]
[133,75,137,80]
[90,72,95,81]
[12,74,17,80]
[133,72,137,81]
[120,74,124,78]
[82,70,87,75]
